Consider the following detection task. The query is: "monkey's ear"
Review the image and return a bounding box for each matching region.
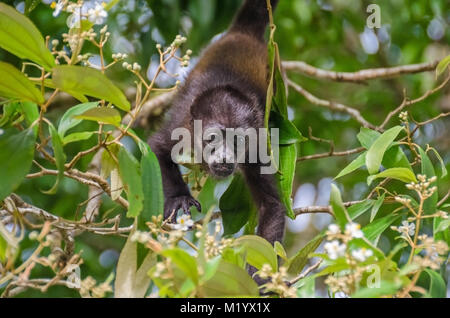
[190,91,214,118]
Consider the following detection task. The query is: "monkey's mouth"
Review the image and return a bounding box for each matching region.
[210,163,236,178]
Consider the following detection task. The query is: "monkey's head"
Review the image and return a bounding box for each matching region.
[190,86,262,178]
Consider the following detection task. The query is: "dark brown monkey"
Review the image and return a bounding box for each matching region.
[149,0,285,245]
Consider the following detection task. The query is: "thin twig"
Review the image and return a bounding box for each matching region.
[289,260,323,285]
[287,79,377,130]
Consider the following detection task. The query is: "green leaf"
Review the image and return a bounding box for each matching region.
[274,241,288,261]
[366,126,404,174]
[162,248,198,284]
[383,146,412,171]
[62,131,96,145]
[0,61,44,104]
[274,68,288,117]
[270,111,306,145]
[43,124,66,194]
[52,66,130,111]
[362,214,401,242]
[264,34,276,128]
[201,255,222,283]
[42,78,88,103]
[0,234,7,262]
[296,275,316,298]
[348,199,375,220]
[0,102,19,127]
[221,246,246,268]
[201,260,259,297]
[287,235,324,275]
[118,147,144,218]
[436,54,450,77]
[236,235,278,271]
[219,174,256,236]
[418,147,437,216]
[367,168,417,186]
[195,177,220,218]
[423,269,446,298]
[427,147,447,178]
[330,184,350,229]
[352,281,399,298]
[58,102,98,137]
[0,3,55,70]
[276,144,297,219]
[434,219,450,234]
[140,149,164,231]
[74,107,121,127]
[335,152,366,179]
[357,127,380,149]
[19,102,39,135]
[370,193,385,222]
[0,128,36,201]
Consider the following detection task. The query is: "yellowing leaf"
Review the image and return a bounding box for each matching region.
[436,55,450,77]
[367,168,417,185]
[74,107,121,127]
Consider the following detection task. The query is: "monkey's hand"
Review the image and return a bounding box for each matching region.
[164,195,201,222]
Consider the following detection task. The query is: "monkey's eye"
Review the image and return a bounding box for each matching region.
[206,132,221,145]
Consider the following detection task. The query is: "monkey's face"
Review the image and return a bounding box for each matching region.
[200,125,249,178]
[190,87,261,178]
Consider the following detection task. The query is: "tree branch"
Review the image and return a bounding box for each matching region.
[282,60,439,83]
[287,79,377,130]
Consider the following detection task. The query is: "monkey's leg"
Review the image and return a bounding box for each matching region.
[243,165,286,245]
[150,140,201,222]
[243,165,286,286]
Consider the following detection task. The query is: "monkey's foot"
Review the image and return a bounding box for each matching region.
[164,196,201,222]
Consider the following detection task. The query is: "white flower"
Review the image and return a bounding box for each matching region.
[398,221,415,237]
[87,3,108,25]
[51,0,64,17]
[345,223,364,239]
[351,248,373,262]
[174,214,194,231]
[327,224,341,235]
[324,240,346,260]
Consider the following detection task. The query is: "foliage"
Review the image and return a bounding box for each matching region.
[0,0,449,298]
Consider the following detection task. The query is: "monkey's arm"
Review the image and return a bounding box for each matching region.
[242,165,286,245]
[150,137,201,221]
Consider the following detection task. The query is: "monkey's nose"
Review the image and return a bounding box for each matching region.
[211,162,235,177]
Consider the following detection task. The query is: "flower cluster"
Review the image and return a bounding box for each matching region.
[195,221,234,260]
[174,214,194,231]
[79,275,113,298]
[258,264,297,298]
[322,222,376,296]
[391,220,415,239]
[399,111,408,124]
[122,62,142,72]
[406,175,438,200]
[412,235,448,270]
[324,222,373,262]
[324,267,366,295]
[51,0,108,27]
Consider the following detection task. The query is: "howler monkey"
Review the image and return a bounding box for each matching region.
[149,0,285,245]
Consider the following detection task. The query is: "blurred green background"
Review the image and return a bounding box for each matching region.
[0,0,449,297]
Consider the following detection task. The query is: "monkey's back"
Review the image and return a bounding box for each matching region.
[191,31,268,94]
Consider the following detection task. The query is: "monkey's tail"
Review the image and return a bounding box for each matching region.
[229,0,279,40]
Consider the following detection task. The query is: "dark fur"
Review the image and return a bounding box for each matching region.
[149,0,284,245]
